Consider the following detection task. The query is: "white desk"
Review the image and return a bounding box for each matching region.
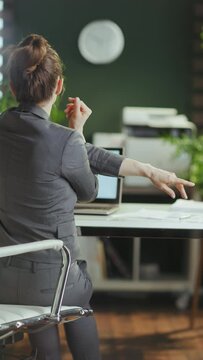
[75,203,203,238]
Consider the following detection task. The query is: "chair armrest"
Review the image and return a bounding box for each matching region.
[0,240,71,319]
[0,239,64,258]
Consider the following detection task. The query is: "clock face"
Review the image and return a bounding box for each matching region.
[78,20,125,64]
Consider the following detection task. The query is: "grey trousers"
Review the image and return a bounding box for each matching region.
[0,258,101,360]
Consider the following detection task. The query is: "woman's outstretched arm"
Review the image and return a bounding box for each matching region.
[64,97,195,200]
[118,158,194,199]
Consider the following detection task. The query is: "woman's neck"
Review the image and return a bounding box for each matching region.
[37,100,53,116]
[37,93,57,115]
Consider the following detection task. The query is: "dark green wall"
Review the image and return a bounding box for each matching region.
[12,0,193,139]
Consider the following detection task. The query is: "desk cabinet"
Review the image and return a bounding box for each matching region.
[78,235,200,294]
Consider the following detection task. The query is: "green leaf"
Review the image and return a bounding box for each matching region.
[0,82,17,113]
[165,134,203,191]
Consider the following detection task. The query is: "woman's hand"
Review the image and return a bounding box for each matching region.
[146,164,195,199]
[119,158,195,199]
[64,97,92,137]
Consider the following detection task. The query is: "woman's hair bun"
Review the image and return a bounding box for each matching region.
[17,34,48,75]
[7,33,63,103]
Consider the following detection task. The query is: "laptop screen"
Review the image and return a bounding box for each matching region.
[94,147,123,204]
[97,176,118,200]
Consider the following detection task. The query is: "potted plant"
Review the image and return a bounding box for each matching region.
[167,134,203,198]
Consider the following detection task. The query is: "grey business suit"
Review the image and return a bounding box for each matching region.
[0,104,123,360]
[0,104,122,260]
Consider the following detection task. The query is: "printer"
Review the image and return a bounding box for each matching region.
[122,107,196,187]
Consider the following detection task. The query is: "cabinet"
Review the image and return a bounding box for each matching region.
[78,235,200,294]
[77,193,200,295]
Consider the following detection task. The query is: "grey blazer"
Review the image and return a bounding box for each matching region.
[0,104,123,262]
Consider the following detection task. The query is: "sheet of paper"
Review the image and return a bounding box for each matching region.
[112,208,203,223]
[171,199,203,212]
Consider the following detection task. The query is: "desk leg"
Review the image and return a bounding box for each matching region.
[190,240,203,328]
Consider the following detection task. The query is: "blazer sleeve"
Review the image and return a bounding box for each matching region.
[85,143,124,176]
[61,131,98,202]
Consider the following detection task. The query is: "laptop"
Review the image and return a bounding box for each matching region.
[74,147,123,215]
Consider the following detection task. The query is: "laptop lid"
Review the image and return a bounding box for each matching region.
[91,147,123,205]
[75,147,123,214]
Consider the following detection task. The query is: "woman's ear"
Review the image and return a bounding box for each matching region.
[55,78,64,96]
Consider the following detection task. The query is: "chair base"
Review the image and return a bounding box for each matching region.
[0,304,93,341]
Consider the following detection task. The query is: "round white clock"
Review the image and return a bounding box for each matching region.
[78,20,125,64]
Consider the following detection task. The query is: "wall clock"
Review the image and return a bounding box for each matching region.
[78,20,125,64]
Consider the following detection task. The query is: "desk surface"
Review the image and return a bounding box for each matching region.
[75,203,203,238]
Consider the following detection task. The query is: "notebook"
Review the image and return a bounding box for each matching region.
[74,148,123,215]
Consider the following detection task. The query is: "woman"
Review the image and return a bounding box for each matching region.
[0,34,194,360]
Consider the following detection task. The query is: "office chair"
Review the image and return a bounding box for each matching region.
[0,239,93,358]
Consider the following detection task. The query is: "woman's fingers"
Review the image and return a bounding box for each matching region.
[157,178,195,199]
[66,97,92,117]
[64,104,73,113]
[173,178,195,199]
[175,183,188,199]
[72,97,81,117]
[152,169,195,199]
[64,96,92,134]
[157,182,188,199]
[79,100,92,116]
[159,183,176,199]
[176,178,195,187]
[64,97,82,120]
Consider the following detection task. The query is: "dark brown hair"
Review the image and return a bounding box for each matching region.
[7,34,64,103]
